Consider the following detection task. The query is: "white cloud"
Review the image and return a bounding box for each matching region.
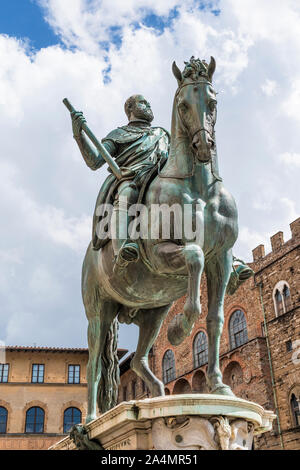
[29,265,62,298]
[225,0,300,44]
[0,161,91,253]
[282,79,300,122]
[278,152,300,167]
[37,0,181,53]
[261,79,278,97]
[237,226,270,261]
[279,197,298,222]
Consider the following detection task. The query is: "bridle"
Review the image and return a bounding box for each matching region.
[175,80,222,182]
[159,79,222,181]
[175,80,216,145]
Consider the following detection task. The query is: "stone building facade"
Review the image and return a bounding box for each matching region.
[118,217,300,450]
[0,346,127,450]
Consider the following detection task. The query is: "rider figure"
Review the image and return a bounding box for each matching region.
[71,95,170,268]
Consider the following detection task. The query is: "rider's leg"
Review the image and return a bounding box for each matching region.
[111,181,139,265]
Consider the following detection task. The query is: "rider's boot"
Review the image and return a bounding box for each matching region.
[111,203,139,272]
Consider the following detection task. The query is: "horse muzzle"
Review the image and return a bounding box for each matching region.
[191,132,214,163]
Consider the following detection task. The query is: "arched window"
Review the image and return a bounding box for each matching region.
[291,395,300,427]
[63,407,82,433]
[25,407,44,433]
[273,281,292,316]
[0,407,8,433]
[162,350,176,384]
[173,378,192,394]
[229,310,248,349]
[223,361,243,388]
[283,285,292,311]
[192,370,208,393]
[275,290,284,315]
[193,331,208,367]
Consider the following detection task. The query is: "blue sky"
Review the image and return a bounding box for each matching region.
[0,1,220,50]
[0,0,60,48]
[0,0,299,353]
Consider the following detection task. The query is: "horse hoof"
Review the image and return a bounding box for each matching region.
[183,300,201,319]
[85,414,97,424]
[167,313,191,346]
[151,382,165,397]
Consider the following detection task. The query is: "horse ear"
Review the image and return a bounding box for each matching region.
[207,56,216,82]
[172,61,182,84]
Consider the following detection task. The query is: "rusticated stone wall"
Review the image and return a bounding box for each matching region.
[119,217,300,450]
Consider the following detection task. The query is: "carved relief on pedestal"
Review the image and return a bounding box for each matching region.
[152,415,254,451]
[211,416,254,450]
[152,416,218,450]
[69,424,104,450]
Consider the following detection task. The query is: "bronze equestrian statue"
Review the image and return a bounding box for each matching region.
[66,56,253,424]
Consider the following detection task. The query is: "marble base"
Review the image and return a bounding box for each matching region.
[49,394,276,451]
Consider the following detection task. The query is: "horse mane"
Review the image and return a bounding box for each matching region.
[182,56,210,81]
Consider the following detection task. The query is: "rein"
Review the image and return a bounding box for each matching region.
[175,80,215,143]
[191,127,213,142]
[160,80,222,181]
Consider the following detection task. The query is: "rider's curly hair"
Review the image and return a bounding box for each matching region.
[124,95,139,119]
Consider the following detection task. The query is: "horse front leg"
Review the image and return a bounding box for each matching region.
[205,249,235,396]
[131,305,171,397]
[167,243,204,346]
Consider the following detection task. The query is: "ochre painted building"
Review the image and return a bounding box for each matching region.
[0,346,127,450]
[118,217,300,450]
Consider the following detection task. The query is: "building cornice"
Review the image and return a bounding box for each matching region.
[4,345,128,360]
[0,382,87,387]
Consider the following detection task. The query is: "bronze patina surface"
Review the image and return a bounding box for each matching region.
[66,57,253,424]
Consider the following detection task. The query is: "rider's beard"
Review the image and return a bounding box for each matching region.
[133,107,154,123]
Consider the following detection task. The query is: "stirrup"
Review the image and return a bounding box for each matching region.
[226,260,254,296]
[113,242,139,273]
[119,242,140,263]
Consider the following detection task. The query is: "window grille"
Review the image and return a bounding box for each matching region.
[229,310,248,349]
[193,331,208,367]
[162,350,176,384]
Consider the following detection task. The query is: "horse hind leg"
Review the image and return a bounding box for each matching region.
[131,304,171,397]
[84,295,120,423]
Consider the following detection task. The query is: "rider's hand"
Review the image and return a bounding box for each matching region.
[121,168,135,178]
[159,150,168,161]
[71,111,86,139]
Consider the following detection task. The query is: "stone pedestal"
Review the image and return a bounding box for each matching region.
[49,394,276,451]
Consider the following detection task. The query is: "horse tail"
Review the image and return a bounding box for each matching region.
[97,317,120,413]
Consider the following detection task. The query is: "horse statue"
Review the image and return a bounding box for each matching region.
[82,56,239,423]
